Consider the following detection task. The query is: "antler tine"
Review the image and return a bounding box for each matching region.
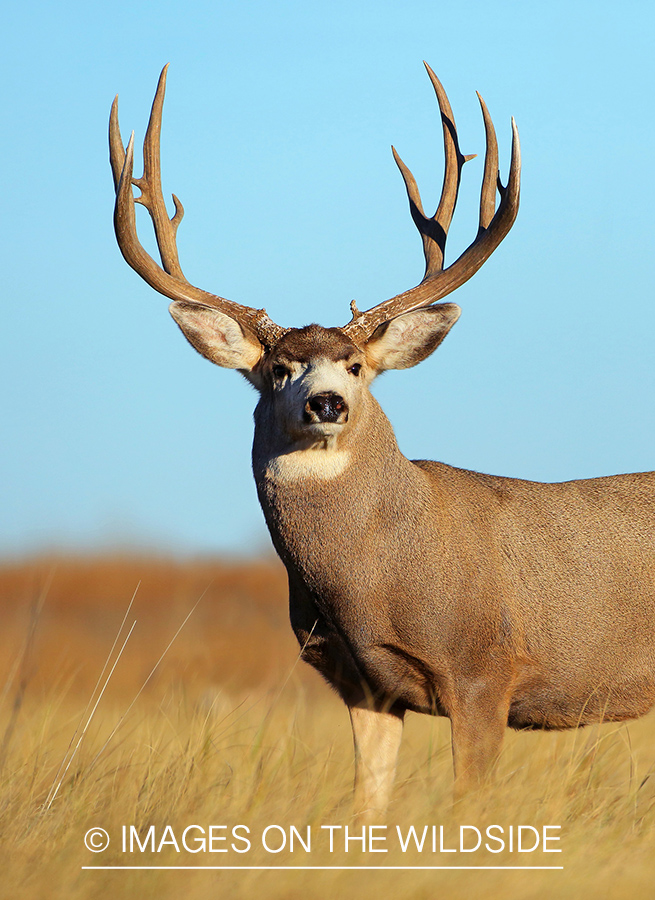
[109,95,126,191]
[132,64,185,281]
[343,68,521,345]
[391,63,475,280]
[109,67,286,348]
[476,92,498,232]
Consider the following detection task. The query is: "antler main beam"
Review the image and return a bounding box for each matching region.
[343,63,521,345]
[109,65,286,348]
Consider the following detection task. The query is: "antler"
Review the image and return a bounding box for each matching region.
[109,65,286,348]
[343,63,521,345]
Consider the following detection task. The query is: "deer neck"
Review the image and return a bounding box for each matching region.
[251,393,426,574]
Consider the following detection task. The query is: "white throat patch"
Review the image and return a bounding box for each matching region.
[266,446,351,482]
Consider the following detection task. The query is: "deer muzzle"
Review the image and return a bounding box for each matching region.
[303,392,349,425]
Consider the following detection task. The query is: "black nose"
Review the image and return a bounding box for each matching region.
[304,392,349,424]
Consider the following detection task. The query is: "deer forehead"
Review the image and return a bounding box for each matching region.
[270,324,364,392]
[272,324,360,361]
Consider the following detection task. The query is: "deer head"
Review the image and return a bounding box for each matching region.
[109,64,520,453]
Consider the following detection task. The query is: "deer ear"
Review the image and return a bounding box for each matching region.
[169,301,263,371]
[364,303,461,372]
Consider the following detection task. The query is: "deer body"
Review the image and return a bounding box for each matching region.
[249,326,655,810]
[109,65,655,819]
[257,435,655,730]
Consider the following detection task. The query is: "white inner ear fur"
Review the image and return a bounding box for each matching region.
[364,303,461,372]
[169,302,263,370]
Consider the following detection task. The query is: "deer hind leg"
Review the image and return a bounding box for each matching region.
[348,700,405,823]
[448,676,513,800]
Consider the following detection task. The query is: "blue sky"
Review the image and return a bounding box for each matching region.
[2,1,654,556]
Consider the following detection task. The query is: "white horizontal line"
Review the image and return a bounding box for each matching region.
[82,865,564,871]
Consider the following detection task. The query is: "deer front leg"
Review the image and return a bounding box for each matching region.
[448,676,512,799]
[348,700,405,823]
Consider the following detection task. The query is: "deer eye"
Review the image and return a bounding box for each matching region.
[272,364,289,379]
[348,363,362,377]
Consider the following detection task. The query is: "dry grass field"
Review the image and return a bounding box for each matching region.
[1,554,654,899]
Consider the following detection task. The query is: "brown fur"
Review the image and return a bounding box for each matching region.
[243,322,655,818]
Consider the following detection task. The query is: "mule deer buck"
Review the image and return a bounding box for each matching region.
[110,64,655,820]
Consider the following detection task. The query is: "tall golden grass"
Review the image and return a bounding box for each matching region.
[1,555,654,899]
